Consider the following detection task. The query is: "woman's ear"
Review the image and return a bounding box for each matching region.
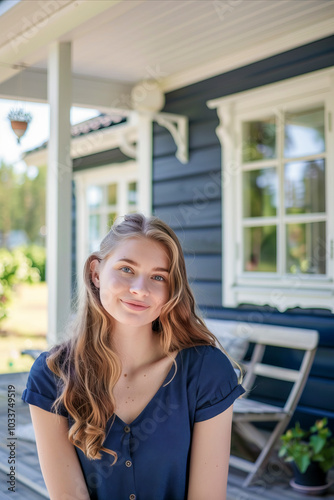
[90,259,100,288]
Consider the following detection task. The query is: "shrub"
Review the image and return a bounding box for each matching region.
[19,245,46,282]
[0,247,41,323]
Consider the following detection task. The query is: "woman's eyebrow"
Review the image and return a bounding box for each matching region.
[117,258,169,273]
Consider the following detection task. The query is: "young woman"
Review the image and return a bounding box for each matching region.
[22,213,245,500]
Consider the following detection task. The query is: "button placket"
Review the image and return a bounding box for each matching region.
[122,424,136,500]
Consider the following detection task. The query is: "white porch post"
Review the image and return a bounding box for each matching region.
[47,41,72,345]
[137,113,153,216]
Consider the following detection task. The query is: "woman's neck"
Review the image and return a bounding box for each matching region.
[111,323,163,375]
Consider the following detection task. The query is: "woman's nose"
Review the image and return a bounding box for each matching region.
[129,275,149,295]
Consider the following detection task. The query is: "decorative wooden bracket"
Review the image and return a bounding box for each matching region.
[118,111,189,163]
[119,132,137,159]
[154,112,188,164]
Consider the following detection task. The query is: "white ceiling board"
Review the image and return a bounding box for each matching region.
[0,0,333,98]
[42,0,334,83]
[0,0,124,84]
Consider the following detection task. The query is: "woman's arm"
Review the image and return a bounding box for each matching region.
[187,405,233,500]
[29,404,91,500]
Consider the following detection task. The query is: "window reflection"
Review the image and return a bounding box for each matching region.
[244,226,277,272]
[107,184,117,205]
[108,212,117,228]
[128,181,137,205]
[284,107,325,158]
[87,186,103,208]
[242,118,276,162]
[285,159,325,214]
[89,214,100,253]
[286,222,326,275]
[243,168,277,217]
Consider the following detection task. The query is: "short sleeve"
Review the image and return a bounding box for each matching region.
[21,351,68,417]
[194,346,245,422]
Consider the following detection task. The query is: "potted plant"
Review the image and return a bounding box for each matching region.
[279,418,334,495]
[7,108,32,143]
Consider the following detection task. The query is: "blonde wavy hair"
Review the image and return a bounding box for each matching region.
[47,213,241,464]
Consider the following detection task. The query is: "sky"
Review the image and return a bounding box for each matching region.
[0,98,100,175]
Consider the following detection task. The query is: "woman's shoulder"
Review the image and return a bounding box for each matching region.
[21,349,67,414]
[179,344,227,362]
[177,344,244,422]
[27,350,59,382]
[29,343,70,384]
[177,344,233,376]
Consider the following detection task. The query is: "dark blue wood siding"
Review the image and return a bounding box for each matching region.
[152,35,334,427]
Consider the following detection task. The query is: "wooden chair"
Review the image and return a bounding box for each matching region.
[206,320,319,487]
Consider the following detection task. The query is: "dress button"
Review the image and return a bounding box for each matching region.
[124,425,131,433]
[129,495,136,500]
[125,460,132,467]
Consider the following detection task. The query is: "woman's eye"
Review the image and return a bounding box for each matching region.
[120,266,132,273]
[153,275,165,282]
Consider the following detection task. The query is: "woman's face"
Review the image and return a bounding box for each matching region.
[91,237,170,329]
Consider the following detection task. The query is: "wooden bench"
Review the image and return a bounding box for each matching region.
[205,319,319,487]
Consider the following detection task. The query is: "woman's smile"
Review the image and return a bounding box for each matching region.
[120,299,150,311]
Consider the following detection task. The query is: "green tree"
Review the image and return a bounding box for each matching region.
[0,162,15,247]
[20,165,46,243]
[0,161,46,247]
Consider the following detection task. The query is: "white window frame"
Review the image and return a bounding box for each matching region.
[207,67,334,312]
[74,161,138,287]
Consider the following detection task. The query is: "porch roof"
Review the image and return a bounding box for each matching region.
[0,0,333,107]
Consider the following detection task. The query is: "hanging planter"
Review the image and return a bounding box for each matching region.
[7,108,32,144]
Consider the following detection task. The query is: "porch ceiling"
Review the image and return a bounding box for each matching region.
[0,0,333,106]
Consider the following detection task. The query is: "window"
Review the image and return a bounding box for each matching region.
[127,181,138,208]
[208,69,334,311]
[87,183,120,253]
[240,105,326,277]
[74,162,138,279]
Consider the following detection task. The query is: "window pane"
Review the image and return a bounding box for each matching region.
[242,118,276,162]
[284,107,325,158]
[107,184,117,205]
[107,212,117,228]
[128,181,137,205]
[286,222,326,275]
[285,159,325,214]
[244,226,277,272]
[89,214,100,253]
[87,186,103,208]
[243,168,277,217]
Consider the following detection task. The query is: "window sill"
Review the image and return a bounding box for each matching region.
[229,284,334,313]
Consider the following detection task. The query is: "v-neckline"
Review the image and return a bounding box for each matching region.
[114,350,181,427]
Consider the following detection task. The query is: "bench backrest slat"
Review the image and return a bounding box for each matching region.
[205,319,319,415]
[253,364,300,382]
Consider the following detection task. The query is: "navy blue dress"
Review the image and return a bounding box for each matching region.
[22,345,245,500]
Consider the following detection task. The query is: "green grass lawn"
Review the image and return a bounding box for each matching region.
[0,283,48,373]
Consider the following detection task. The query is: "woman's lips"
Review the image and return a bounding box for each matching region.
[120,300,150,311]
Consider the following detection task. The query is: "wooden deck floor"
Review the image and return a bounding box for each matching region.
[1,372,333,500]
